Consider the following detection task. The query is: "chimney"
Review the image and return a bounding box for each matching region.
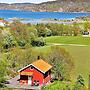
[37,56,40,60]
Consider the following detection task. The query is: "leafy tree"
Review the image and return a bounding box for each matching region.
[0,59,7,87]
[72,23,80,36]
[0,29,3,50]
[3,34,16,49]
[47,46,74,81]
[36,23,47,37]
[31,37,46,47]
[26,24,38,37]
[9,20,30,46]
[45,28,52,36]
[0,29,16,49]
[46,23,62,36]
[46,23,81,36]
[84,22,90,32]
[73,75,85,90]
[17,40,26,47]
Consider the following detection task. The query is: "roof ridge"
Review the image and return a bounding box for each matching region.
[18,59,52,73]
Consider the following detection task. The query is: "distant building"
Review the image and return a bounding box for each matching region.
[18,59,52,86]
[82,30,90,37]
[0,20,8,27]
[0,20,5,26]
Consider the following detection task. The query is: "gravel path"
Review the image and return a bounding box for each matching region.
[47,43,90,47]
[6,75,42,90]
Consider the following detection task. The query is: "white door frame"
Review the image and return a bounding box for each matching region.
[28,76,32,85]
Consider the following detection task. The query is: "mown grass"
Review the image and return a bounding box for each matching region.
[45,36,90,45]
[61,45,90,86]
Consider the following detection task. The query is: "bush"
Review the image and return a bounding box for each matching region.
[3,34,16,49]
[31,37,46,47]
[72,75,87,90]
[18,40,26,47]
[0,60,7,87]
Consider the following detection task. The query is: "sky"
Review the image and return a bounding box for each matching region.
[0,0,55,4]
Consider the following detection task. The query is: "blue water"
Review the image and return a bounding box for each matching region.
[0,10,90,20]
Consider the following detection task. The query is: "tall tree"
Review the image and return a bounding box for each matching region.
[48,46,74,80]
[9,20,30,47]
[0,59,7,87]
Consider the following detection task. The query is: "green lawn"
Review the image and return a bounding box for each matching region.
[45,36,90,45]
[61,45,90,86]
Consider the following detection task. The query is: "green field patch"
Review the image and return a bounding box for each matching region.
[45,36,90,45]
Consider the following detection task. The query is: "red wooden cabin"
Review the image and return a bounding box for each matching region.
[18,59,52,86]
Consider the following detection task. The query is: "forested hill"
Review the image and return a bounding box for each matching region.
[0,0,90,12]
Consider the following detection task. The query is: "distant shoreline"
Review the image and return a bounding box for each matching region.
[0,10,90,24]
[0,9,90,13]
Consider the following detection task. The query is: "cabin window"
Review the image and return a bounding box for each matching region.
[48,70,51,75]
[44,72,48,78]
[30,66,33,70]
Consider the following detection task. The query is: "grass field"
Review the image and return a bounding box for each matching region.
[35,36,90,85]
[61,45,90,85]
[45,36,90,45]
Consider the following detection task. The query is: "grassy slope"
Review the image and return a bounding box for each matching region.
[61,46,90,85]
[35,36,90,85]
[45,36,90,45]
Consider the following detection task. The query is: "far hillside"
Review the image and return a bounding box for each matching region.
[0,0,90,12]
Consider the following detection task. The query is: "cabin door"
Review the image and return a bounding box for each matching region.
[28,76,32,85]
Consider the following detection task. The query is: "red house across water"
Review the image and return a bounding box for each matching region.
[18,59,52,86]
